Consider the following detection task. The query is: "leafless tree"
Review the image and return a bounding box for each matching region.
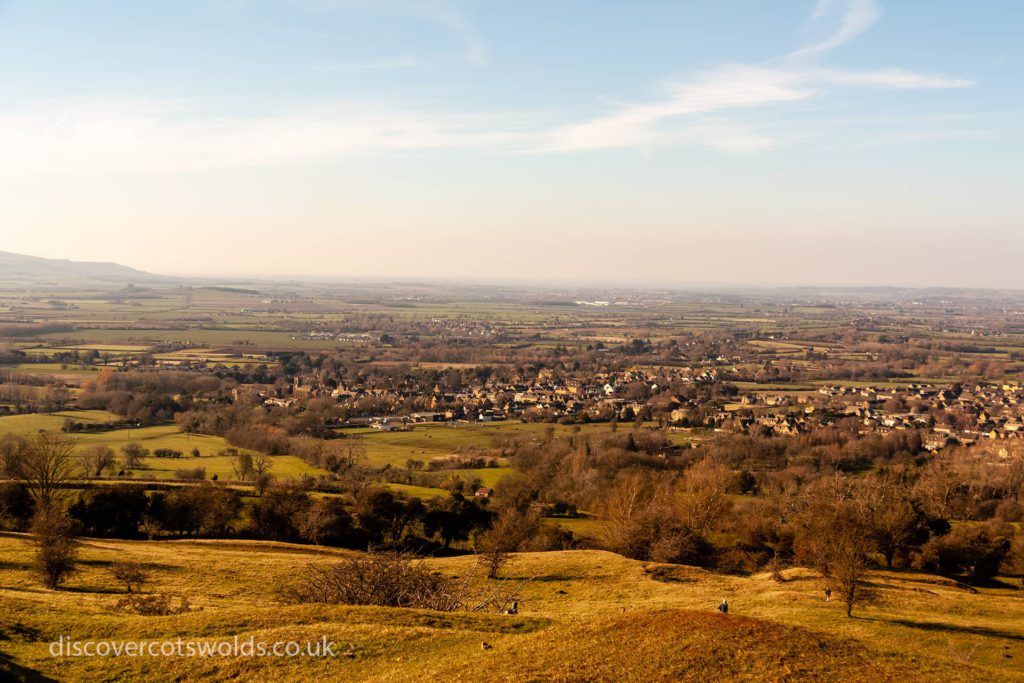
[11,432,78,510]
[81,445,116,478]
[121,442,148,470]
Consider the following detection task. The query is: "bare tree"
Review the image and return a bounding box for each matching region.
[476,507,542,579]
[252,453,274,477]
[81,445,116,478]
[829,513,874,618]
[0,434,28,477]
[121,442,148,470]
[251,453,274,494]
[796,499,874,618]
[11,432,78,510]
[231,451,254,481]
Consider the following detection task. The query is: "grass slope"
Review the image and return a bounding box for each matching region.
[0,536,1021,681]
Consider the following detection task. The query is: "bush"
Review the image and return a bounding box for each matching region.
[108,560,149,593]
[116,593,191,616]
[174,467,207,481]
[283,550,530,614]
[283,551,460,610]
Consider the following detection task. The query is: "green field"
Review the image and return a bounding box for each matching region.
[0,410,122,438]
[0,413,326,481]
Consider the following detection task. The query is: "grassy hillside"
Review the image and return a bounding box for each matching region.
[0,535,1021,681]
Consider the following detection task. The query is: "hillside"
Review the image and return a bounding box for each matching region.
[0,250,166,285]
[1,536,1021,681]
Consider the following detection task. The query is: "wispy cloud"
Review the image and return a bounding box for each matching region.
[0,99,536,175]
[539,1,971,154]
[0,1,978,174]
[793,0,882,57]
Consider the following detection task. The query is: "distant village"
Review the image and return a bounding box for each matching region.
[228,365,1024,452]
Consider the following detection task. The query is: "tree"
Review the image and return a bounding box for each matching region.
[0,434,28,477]
[869,500,931,568]
[0,482,35,531]
[32,506,78,589]
[231,451,254,481]
[121,442,148,470]
[81,445,116,478]
[252,453,273,477]
[338,436,366,471]
[829,509,874,617]
[916,525,1012,582]
[251,453,274,494]
[796,501,874,617]
[10,432,78,510]
[476,507,542,578]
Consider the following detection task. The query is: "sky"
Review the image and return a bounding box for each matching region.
[0,0,1022,288]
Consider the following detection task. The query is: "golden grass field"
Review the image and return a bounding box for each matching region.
[1,534,1022,682]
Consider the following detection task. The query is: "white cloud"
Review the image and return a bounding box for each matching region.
[811,67,972,89]
[539,64,970,153]
[793,0,882,57]
[538,0,972,154]
[0,100,535,175]
[541,66,811,152]
[0,1,976,173]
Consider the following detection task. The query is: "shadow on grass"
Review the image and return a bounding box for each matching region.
[500,574,574,582]
[0,560,32,572]
[861,579,940,596]
[0,652,58,682]
[863,616,1024,642]
[0,623,42,643]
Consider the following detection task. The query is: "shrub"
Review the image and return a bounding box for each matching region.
[174,467,206,481]
[108,560,149,593]
[282,551,456,609]
[116,593,191,616]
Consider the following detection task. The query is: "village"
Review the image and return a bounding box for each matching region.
[228,363,1024,452]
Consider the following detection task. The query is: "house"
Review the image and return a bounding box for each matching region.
[475,487,494,498]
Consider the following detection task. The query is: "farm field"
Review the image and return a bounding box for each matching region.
[0,413,325,481]
[0,536,1020,681]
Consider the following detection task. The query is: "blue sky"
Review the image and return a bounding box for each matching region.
[0,0,1021,287]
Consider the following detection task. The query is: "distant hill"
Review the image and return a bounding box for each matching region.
[0,250,168,284]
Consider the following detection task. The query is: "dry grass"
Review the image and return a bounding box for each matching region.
[0,535,1021,681]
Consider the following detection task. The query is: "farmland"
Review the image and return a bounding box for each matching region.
[4,277,1024,681]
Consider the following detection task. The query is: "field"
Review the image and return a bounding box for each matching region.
[1,535,1021,681]
[0,413,325,481]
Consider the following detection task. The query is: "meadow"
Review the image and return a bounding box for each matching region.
[0,535,1021,681]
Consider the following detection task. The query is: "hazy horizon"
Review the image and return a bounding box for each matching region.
[2,0,1022,288]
